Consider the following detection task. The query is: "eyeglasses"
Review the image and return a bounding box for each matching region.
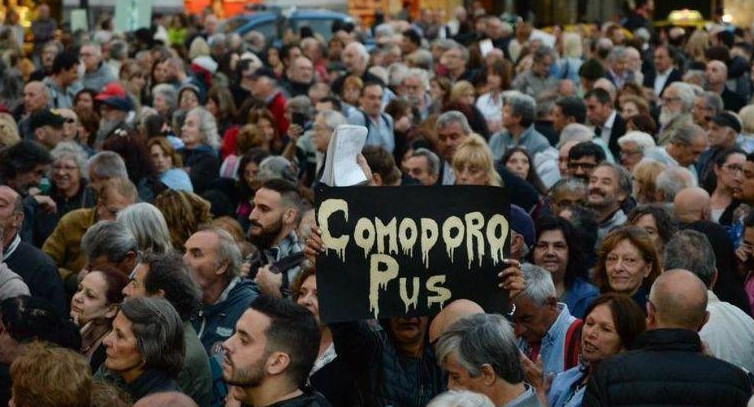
[661,96,681,104]
[723,164,744,174]
[567,162,597,171]
[620,150,642,157]
[63,118,76,124]
[53,164,78,171]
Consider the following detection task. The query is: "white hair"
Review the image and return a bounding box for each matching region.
[558,123,594,147]
[388,62,409,87]
[346,42,370,67]
[618,131,656,152]
[519,263,557,306]
[403,67,430,91]
[427,391,495,407]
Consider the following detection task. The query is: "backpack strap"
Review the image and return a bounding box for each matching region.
[564,318,583,370]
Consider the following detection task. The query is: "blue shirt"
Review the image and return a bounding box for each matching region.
[489,125,551,161]
[517,303,578,376]
[548,365,588,407]
[347,109,395,153]
[563,278,600,319]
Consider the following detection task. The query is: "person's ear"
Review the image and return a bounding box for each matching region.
[283,207,298,226]
[480,363,497,386]
[709,270,718,290]
[105,304,118,319]
[266,351,291,376]
[215,261,229,276]
[372,173,383,186]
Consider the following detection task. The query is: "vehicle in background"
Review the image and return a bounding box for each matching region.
[217,8,353,45]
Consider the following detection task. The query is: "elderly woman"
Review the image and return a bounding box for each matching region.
[147,137,193,192]
[32,141,98,246]
[626,205,677,260]
[117,203,173,254]
[50,141,96,215]
[545,294,646,407]
[70,267,129,371]
[529,215,599,319]
[617,131,655,172]
[151,83,178,120]
[102,297,184,402]
[180,106,220,193]
[593,226,662,311]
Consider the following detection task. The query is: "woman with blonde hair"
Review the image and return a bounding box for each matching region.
[452,134,502,186]
[632,159,666,204]
[447,81,490,138]
[0,113,20,148]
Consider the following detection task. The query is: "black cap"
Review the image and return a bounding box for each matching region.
[711,111,742,133]
[29,109,66,131]
[251,67,277,81]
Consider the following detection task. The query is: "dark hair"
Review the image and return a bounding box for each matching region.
[707,147,747,192]
[237,147,271,197]
[0,141,53,181]
[578,58,606,81]
[402,28,422,46]
[316,95,341,111]
[280,44,302,63]
[486,59,512,91]
[51,51,79,74]
[249,295,319,387]
[582,293,646,350]
[363,145,401,185]
[102,129,162,195]
[91,267,129,306]
[530,215,587,288]
[561,206,599,269]
[261,178,301,208]
[361,79,384,94]
[141,252,202,322]
[501,147,547,194]
[568,141,606,162]
[555,96,587,124]
[119,297,184,377]
[626,204,677,251]
[585,88,612,105]
[626,113,657,135]
[0,296,81,350]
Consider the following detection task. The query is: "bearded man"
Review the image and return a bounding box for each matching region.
[656,82,695,146]
[247,178,305,299]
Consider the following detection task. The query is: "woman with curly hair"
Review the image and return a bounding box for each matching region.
[154,189,212,251]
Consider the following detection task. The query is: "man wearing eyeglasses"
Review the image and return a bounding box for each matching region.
[656,82,695,145]
[696,112,742,186]
[43,51,82,110]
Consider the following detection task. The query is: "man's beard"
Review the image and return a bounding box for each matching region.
[223,354,267,388]
[659,108,680,127]
[248,217,284,249]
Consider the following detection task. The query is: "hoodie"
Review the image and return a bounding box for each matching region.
[0,263,29,300]
[192,277,258,355]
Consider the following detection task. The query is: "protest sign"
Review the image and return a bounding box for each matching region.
[315,185,510,323]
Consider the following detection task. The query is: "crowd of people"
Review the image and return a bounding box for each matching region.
[1,0,754,406]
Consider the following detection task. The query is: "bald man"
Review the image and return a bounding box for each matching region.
[133,392,198,407]
[583,270,753,407]
[428,299,484,344]
[705,60,746,112]
[674,187,711,225]
[18,81,49,139]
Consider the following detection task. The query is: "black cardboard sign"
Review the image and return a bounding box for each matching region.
[315,185,510,323]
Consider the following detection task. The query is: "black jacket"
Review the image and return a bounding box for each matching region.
[181,146,220,194]
[583,329,752,407]
[4,237,66,312]
[642,68,683,96]
[721,87,747,113]
[604,114,626,159]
